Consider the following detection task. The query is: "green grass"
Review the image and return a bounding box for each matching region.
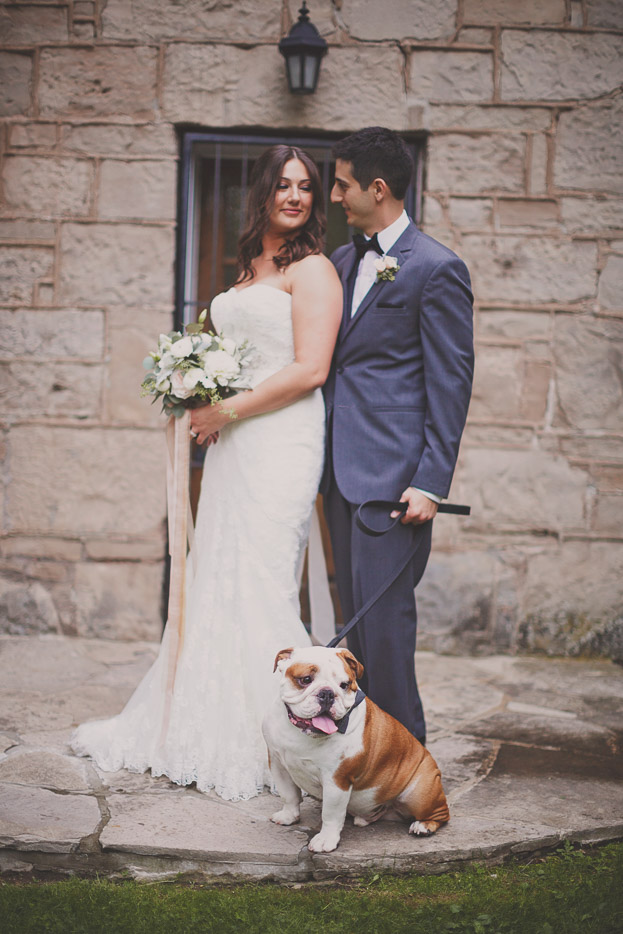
[1,842,622,934]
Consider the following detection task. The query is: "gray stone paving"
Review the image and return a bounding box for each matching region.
[0,635,622,882]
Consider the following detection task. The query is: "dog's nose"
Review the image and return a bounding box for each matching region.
[316,688,335,709]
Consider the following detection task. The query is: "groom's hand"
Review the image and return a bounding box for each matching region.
[392,488,438,525]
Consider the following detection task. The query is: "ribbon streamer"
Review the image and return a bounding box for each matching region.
[159,411,193,747]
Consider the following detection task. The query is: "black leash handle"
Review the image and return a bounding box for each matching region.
[326,498,470,648]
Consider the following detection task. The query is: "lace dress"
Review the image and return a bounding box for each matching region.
[71,284,323,800]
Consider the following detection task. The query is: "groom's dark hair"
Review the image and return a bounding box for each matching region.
[333,127,413,200]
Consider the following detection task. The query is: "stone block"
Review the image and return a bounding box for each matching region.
[84,537,166,561]
[427,134,525,194]
[520,360,551,422]
[477,309,552,341]
[426,105,552,132]
[0,749,91,791]
[0,247,53,304]
[100,791,307,861]
[590,465,623,493]
[0,309,104,359]
[469,346,523,419]
[7,426,167,536]
[529,134,548,196]
[587,0,623,27]
[105,306,174,426]
[162,43,407,131]
[457,27,493,44]
[417,550,499,653]
[9,123,57,149]
[0,783,100,852]
[501,31,623,102]
[497,199,558,228]
[409,51,493,103]
[461,447,589,533]
[463,0,565,24]
[553,315,623,431]
[98,160,177,221]
[460,235,597,303]
[561,197,623,234]
[423,195,445,227]
[0,219,56,241]
[598,254,623,311]
[102,0,282,41]
[0,537,82,561]
[555,97,623,195]
[593,493,623,535]
[61,123,177,156]
[38,47,158,119]
[0,580,61,635]
[72,561,164,640]
[342,0,456,40]
[59,223,175,305]
[0,361,102,419]
[0,52,32,117]
[2,156,93,217]
[449,197,493,227]
[519,540,623,641]
[72,21,96,39]
[0,4,68,42]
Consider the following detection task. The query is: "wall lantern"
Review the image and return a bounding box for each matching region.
[279,2,328,95]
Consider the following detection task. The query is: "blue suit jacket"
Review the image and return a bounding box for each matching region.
[322,221,474,503]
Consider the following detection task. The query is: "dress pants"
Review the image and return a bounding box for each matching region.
[323,480,432,742]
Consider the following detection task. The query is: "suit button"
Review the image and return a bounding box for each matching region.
[337,366,344,374]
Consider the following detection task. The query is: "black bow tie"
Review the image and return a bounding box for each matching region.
[352,232,383,262]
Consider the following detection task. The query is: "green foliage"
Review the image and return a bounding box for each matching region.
[1,842,622,934]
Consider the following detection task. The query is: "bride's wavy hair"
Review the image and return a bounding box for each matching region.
[235,145,326,285]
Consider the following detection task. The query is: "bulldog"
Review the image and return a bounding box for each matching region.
[262,645,449,853]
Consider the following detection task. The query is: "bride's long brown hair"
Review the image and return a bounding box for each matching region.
[235,145,326,285]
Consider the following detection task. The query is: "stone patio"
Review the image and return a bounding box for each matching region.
[0,635,622,882]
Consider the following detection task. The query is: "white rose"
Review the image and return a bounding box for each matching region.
[373,258,386,273]
[170,369,194,399]
[170,336,194,358]
[220,337,237,356]
[183,368,215,390]
[204,349,240,385]
[384,255,398,269]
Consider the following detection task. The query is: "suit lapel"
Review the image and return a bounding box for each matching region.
[338,247,360,339]
[341,222,420,339]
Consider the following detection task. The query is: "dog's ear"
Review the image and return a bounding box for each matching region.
[273,647,294,672]
[338,649,364,682]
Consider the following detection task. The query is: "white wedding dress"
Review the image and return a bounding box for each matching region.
[72,284,323,800]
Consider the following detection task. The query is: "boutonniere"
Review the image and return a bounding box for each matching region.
[374,255,400,283]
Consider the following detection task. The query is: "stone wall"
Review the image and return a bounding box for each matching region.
[0,0,621,657]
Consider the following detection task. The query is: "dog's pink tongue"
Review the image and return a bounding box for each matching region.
[312,715,338,734]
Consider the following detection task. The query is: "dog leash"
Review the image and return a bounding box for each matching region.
[325,499,470,649]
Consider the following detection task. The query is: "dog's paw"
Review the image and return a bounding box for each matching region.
[308,830,340,853]
[353,815,370,827]
[271,808,300,826]
[408,820,437,836]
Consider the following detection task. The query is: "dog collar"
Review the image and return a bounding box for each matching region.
[286,689,366,736]
[335,689,366,733]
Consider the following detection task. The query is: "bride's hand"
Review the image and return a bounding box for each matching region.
[190,404,233,445]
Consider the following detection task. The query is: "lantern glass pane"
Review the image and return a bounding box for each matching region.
[287,54,303,91]
[303,55,318,91]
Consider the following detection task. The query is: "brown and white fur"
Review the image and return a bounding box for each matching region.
[262,646,449,853]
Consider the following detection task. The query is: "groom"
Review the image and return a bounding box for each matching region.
[321,127,474,744]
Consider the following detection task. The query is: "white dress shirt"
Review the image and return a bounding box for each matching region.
[351,210,410,316]
[350,210,442,505]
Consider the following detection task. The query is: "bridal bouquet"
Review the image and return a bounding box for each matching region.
[141,309,253,417]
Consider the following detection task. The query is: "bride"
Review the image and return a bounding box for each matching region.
[71,145,343,801]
